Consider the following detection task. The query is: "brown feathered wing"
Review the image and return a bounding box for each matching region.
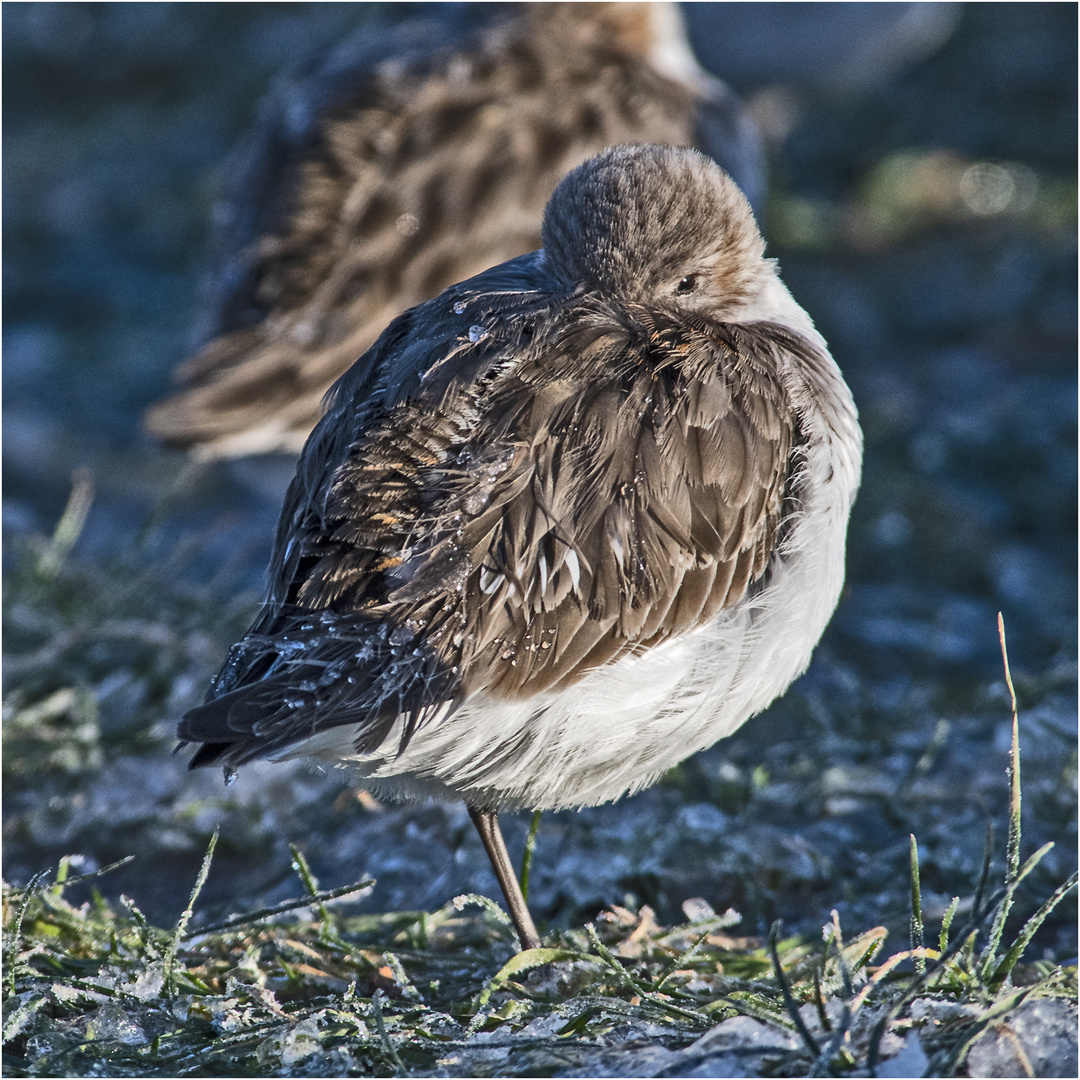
[177,303,803,767]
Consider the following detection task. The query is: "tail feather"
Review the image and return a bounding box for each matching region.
[176,613,461,769]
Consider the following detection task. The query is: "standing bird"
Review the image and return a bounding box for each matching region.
[177,144,861,950]
[144,2,763,460]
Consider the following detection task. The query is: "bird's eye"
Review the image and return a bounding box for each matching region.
[675,275,698,295]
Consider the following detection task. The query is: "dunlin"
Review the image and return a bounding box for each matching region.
[177,144,861,950]
[145,3,763,459]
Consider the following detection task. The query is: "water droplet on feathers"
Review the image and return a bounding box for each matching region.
[453,300,467,314]
[275,638,308,659]
[468,325,488,343]
[462,490,490,515]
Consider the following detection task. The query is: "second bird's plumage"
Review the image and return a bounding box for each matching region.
[144,3,763,458]
[178,144,861,943]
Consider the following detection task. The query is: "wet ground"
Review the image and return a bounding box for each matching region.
[4,0,1076,985]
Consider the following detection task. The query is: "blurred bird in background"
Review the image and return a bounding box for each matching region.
[143,2,764,461]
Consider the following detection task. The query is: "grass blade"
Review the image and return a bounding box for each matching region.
[988,870,1078,992]
[166,829,217,995]
[452,892,513,932]
[979,614,1023,977]
[654,930,712,992]
[290,843,336,940]
[768,920,821,1059]
[474,947,586,1009]
[972,818,994,921]
[187,877,376,937]
[5,871,50,994]
[999,613,1022,884]
[37,469,94,579]
[519,810,542,903]
[371,988,407,1076]
[939,896,960,952]
[909,835,926,976]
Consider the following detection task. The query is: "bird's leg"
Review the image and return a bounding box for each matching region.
[467,805,541,950]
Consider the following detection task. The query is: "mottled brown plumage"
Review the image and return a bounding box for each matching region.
[178,145,862,950]
[144,2,762,458]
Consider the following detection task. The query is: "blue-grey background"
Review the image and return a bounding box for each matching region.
[4,3,1076,958]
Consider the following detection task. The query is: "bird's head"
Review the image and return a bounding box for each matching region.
[541,143,772,322]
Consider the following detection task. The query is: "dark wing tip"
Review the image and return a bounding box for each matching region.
[180,740,233,770]
[176,691,247,769]
[176,693,235,744]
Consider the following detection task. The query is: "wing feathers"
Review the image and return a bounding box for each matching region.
[182,306,807,766]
